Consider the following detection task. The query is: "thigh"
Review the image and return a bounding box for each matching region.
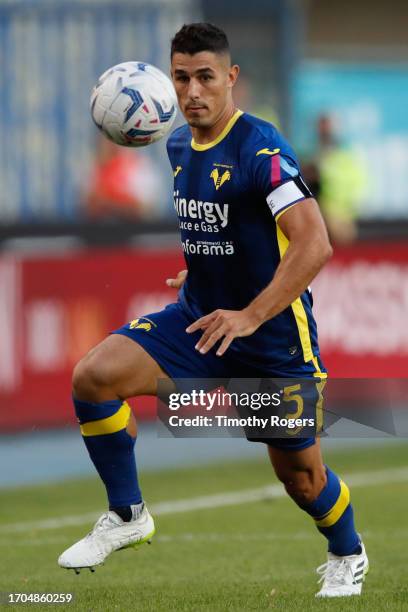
[76,333,169,399]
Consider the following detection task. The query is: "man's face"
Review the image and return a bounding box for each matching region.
[171,51,239,128]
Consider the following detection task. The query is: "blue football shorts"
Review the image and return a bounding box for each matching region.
[112,302,325,451]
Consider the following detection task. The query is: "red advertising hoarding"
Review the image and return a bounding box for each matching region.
[0,249,184,431]
[312,242,408,377]
[0,243,407,431]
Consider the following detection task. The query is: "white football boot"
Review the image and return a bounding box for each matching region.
[58,505,155,573]
[315,539,369,597]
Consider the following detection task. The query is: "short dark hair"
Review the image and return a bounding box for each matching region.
[171,23,230,58]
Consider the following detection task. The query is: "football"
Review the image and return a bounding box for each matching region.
[90,61,177,147]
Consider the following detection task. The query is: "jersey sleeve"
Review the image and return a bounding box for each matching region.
[250,139,313,221]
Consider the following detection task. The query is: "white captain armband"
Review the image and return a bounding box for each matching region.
[266,176,312,219]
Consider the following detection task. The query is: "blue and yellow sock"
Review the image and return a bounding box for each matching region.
[73,397,142,513]
[300,466,360,556]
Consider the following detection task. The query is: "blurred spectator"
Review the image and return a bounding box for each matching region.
[83,136,165,221]
[303,114,367,244]
[233,75,280,127]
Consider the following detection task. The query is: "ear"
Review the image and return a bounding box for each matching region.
[228,64,240,88]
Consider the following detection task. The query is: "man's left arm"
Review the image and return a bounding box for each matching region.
[186,198,332,355]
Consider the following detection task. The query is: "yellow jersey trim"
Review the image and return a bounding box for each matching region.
[276,225,314,363]
[80,401,131,437]
[191,109,243,151]
[315,480,350,527]
[275,226,327,378]
[312,356,327,379]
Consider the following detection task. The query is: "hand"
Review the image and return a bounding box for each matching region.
[166,269,187,289]
[186,308,263,357]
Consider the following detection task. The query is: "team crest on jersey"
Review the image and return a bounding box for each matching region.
[210,163,232,190]
[129,317,155,331]
[173,165,182,177]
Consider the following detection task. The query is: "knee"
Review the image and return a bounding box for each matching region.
[72,354,111,401]
[275,467,326,506]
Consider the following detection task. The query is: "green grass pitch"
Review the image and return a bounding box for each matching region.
[0,443,407,611]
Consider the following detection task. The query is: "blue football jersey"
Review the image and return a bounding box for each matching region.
[166,110,324,373]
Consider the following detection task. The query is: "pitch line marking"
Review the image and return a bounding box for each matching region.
[6,529,408,547]
[1,466,408,534]
[0,532,323,547]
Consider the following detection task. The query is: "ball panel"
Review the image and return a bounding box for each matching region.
[90,61,177,148]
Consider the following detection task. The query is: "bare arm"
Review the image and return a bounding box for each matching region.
[187,198,332,355]
[246,198,332,324]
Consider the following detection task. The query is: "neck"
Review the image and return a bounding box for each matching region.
[191,102,237,145]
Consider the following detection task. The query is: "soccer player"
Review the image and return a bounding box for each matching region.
[58,23,369,597]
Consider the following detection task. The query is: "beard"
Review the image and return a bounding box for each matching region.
[186,117,205,127]
[185,113,212,128]
[182,103,212,128]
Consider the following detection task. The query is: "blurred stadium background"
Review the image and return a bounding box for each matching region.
[0,0,407,495]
